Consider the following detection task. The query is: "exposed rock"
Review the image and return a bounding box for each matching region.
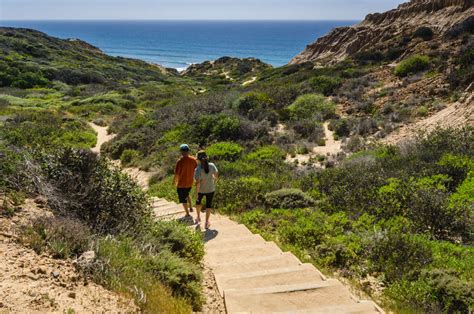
[52,270,60,279]
[290,0,474,64]
[75,251,96,270]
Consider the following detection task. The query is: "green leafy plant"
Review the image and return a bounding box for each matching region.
[394,55,430,77]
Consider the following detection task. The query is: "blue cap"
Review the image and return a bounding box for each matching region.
[180,144,190,152]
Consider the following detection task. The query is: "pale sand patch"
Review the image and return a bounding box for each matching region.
[242,76,257,86]
[286,122,342,166]
[88,122,116,154]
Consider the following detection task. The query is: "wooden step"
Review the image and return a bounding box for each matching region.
[224,280,362,313]
[205,242,282,267]
[205,234,265,250]
[216,264,325,296]
[211,252,301,275]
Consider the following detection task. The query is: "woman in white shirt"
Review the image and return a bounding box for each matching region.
[194,150,218,229]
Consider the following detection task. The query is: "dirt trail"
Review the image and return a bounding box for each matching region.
[0,199,137,313]
[287,122,342,165]
[88,122,116,154]
[89,122,156,189]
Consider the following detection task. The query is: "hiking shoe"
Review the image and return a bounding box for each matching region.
[195,217,201,224]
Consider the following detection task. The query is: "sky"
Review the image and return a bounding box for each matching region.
[0,0,407,20]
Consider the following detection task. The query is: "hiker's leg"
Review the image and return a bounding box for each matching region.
[187,195,193,212]
[195,193,203,223]
[205,207,212,228]
[205,193,214,229]
[178,188,190,216]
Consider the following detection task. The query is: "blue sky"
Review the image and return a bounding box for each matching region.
[1,0,406,20]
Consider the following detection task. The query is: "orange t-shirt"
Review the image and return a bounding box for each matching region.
[174,156,197,188]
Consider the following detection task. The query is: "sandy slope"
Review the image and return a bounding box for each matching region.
[383,93,473,144]
[0,199,137,313]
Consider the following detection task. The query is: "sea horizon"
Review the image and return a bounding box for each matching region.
[0,20,358,69]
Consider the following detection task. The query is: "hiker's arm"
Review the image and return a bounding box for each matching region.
[173,161,179,186]
[195,180,201,195]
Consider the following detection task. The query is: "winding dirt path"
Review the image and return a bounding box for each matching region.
[88,122,116,154]
[89,122,156,190]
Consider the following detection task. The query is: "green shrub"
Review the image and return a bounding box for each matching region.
[287,94,336,121]
[264,188,315,209]
[394,55,430,77]
[309,76,342,95]
[94,237,200,312]
[329,119,351,138]
[233,92,274,119]
[416,106,429,117]
[144,220,204,263]
[413,26,434,41]
[120,149,140,166]
[148,175,178,203]
[21,216,91,259]
[368,230,432,283]
[41,148,149,234]
[216,176,266,213]
[386,270,474,313]
[246,146,286,164]
[206,142,244,161]
[55,130,97,149]
[194,114,242,144]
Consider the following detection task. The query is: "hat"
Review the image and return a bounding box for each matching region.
[197,150,207,160]
[180,144,190,152]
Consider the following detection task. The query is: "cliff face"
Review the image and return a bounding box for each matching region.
[290,0,474,64]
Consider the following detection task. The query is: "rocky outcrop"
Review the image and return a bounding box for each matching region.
[290,0,474,64]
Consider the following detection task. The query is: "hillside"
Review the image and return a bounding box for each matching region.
[0,27,171,89]
[290,0,474,65]
[1,1,473,312]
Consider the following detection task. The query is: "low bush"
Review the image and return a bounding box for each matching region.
[329,119,351,138]
[216,176,266,213]
[206,142,244,161]
[309,76,342,95]
[41,148,150,234]
[394,55,430,77]
[265,188,315,209]
[94,237,200,312]
[120,149,140,166]
[287,94,336,121]
[367,230,432,283]
[246,145,286,165]
[21,216,91,259]
[144,220,204,263]
[413,26,434,41]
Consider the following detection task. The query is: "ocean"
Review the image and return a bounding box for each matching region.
[0,20,357,70]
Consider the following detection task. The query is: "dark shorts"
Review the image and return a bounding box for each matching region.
[196,192,214,208]
[177,187,192,204]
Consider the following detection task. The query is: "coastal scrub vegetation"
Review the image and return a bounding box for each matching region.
[1,25,473,313]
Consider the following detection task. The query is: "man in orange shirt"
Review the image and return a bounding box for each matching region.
[173,144,197,217]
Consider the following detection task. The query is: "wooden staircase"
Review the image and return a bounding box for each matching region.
[151,197,384,314]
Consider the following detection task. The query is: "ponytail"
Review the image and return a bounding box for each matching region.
[202,158,210,174]
[197,150,210,174]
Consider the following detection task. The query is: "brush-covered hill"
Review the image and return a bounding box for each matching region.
[0,27,170,89]
[182,56,271,85]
